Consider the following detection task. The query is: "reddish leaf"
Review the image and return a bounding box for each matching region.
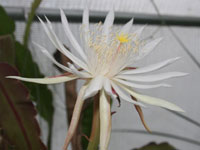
[0,63,46,150]
[0,35,15,65]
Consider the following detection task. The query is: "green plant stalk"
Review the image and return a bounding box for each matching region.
[23,0,42,47]
[87,95,100,150]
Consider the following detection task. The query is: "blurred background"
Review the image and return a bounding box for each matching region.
[0,0,200,150]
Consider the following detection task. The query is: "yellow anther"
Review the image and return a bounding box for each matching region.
[116,33,130,43]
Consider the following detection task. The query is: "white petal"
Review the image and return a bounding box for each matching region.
[114,78,171,89]
[133,25,146,39]
[110,81,145,106]
[120,57,181,75]
[103,78,117,99]
[6,75,77,84]
[67,62,91,78]
[99,89,111,150]
[121,85,184,112]
[82,6,89,30]
[82,5,90,43]
[63,82,89,150]
[44,15,54,29]
[117,72,188,82]
[102,9,114,41]
[38,17,90,72]
[135,38,162,61]
[33,42,72,73]
[120,18,133,34]
[38,17,60,50]
[83,76,104,99]
[60,9,87,61]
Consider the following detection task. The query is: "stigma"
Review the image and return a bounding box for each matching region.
[116,33,130,43]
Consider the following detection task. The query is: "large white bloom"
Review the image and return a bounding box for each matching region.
[8,7,187,150]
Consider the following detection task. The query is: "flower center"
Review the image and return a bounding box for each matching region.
[80,23,143,76]
[116,33,130,43]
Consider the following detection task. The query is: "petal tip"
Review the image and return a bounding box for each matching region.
[60,8,64,14]
[125,18,133,26]
[60,9,66,19]
[108,8,114,14]
[6,76,20,80]
[6,76,14,79]
[37,16,43,23]
[174,56,181,60]
[172,107,185,112]
[157,37,163,42]
[180,72,189,76]
[44,15,50,23]
[83,6,89,15]
[163,84,172,88]
[129,18,134,24]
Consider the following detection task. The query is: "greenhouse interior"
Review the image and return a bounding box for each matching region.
[0,0,200,150]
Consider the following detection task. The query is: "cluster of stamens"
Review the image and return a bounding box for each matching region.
[80,22,143,76]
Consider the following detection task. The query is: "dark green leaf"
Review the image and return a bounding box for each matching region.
[87,97,100,150]
[0,35,15,65]
[133,142,176,150]
[0,6,15,35]
[81,101,94,150]
[0,63,46,150]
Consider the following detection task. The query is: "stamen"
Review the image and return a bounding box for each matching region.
[82,24,144,76]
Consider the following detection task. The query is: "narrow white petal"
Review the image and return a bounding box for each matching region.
[67,62,91,78]
[120,18,133,34]
[7,75,77,84]
[110,81,145,106]
[38,17,90,72]
[63,83,89,150]
[117,72,188,82]
[38,17,61,51]
[121,85,184,112]
[99,89,111,150]
[82,5,90,43]
[45,16,89,70]
[33,42,72,73]
[60,9,87,61]
[83,76,104,99]
[82,5,89,30]
[135,38,162,61]
[120,57,181,75]
[133,25,146,39]
[114,78,171,89]
[103,78,117,99]
[102,9,114,41]
[44,15,54,29]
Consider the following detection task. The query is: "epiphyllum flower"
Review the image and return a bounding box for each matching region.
[7,7,187,150]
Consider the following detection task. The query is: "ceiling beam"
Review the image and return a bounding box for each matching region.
[5,7,200,26]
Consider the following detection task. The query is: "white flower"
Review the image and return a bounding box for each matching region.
[7,7,187,150]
